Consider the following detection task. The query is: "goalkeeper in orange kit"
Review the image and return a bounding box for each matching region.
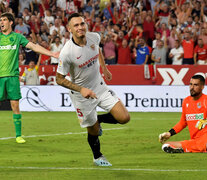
[159,75,207,153]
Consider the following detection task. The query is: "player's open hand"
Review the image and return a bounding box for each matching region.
[159,132,171,144]
[80,87,97,99]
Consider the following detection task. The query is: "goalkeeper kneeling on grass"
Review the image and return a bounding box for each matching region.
[159,75,207,153]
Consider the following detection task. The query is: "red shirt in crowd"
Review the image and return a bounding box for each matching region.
[143,20,155,40]
[147,45,152,54]
[74,0,82,9]
[194,45,207,60]
[157,28,170,37]
[85,18,93,31]
[130,27,143,39]
[117,46,132,64]
[39,0,50,17]
[182,39,194,58]
[176,0,186,6]
[28,20,40,34]
[40,48,51,64]
[116,34,129,48]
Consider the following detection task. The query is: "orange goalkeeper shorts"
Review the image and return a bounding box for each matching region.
[181,133,207,153]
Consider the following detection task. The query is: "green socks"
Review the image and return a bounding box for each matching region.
[13,114,22,137]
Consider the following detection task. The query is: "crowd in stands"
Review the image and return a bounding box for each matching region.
[1,0,207,66]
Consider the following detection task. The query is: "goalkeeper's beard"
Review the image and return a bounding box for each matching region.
[190,90,200,97]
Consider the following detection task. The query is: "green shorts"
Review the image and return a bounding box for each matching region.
[0,76,21,101]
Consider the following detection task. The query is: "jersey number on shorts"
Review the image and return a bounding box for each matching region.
[76,108,83,117]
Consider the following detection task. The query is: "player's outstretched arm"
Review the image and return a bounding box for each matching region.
[98,48,112,81]
[159,114,186,143]
[26,42,60,58]
[56,72,97,99]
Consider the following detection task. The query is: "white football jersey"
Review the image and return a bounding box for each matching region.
[170,46,184,65]
[57,32,108,96]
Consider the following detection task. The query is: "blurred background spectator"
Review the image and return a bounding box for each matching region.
[194,38,207,65]
[50,36,63,65]
[102,33,116,64]
[0,0,206,66]
[151,32,168,65]
[14,17,29,35]
[39,40,51,65]
[117,38,132,64]
[21,54,41,85]
[169,40,184,65]
[134,37,149,65]
[180,30,195,64]
[19,53,26,65]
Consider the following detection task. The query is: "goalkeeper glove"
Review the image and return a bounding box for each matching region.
[159,132,171,144]
[195,119,207,130]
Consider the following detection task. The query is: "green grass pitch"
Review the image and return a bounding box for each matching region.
[0,111,207,180]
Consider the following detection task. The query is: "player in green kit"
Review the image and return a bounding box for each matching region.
[0,12,59,143]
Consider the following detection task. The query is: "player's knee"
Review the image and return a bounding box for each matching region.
[118,113,130,124]
[87,122,100,136]
[87,129,99,136]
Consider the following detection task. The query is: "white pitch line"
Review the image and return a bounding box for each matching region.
[0,166,206,172]
[133,117,178,120]
[0,127,125,140]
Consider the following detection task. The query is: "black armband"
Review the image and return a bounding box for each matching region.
[169,128,176,136]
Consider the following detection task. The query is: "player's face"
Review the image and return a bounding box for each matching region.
[190,78,204,97]
[68,17,87,39]
[0,17,12,32]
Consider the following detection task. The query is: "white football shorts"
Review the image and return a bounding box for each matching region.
[69,89,119,128]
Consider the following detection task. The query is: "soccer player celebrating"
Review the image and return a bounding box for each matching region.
[56,13,130,166]
[0,12,59,144]
[159,75,207,153]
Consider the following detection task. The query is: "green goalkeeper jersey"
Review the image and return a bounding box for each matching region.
[0,32,29,77]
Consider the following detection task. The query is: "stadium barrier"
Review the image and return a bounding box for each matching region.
[19,85,207,112]
[19,65,207,85]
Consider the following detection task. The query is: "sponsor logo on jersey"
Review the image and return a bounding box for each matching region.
[79,54,99,68]
[138,49,147,54]
[186,113,204,121]
[0,45,16,50]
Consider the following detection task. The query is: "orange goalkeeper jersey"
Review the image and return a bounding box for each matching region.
[173,94,207,139]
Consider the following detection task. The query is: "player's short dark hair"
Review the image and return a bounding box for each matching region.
[0,12,15,23]
[192,75,205,85]
[68,13,82,24]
